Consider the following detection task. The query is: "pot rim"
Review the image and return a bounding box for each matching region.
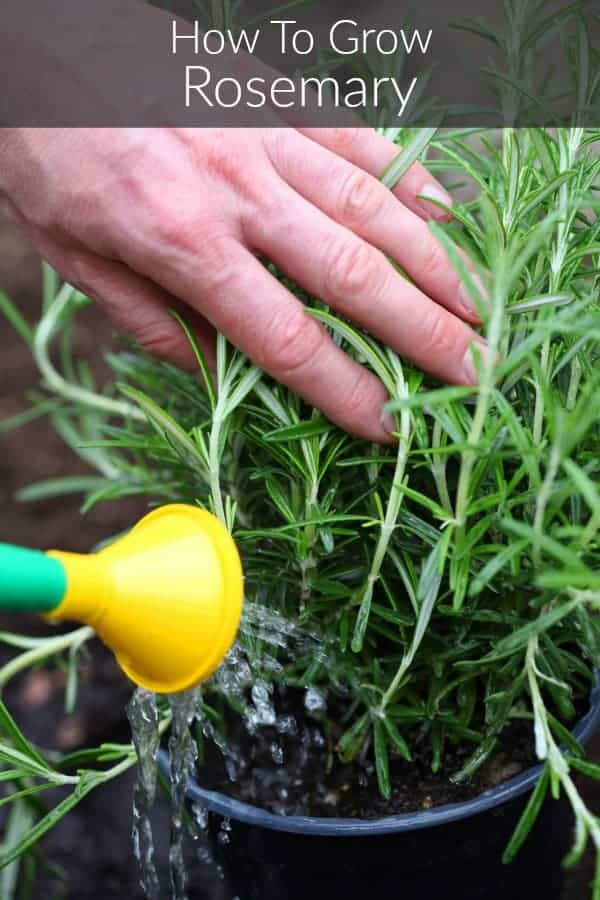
[167,677,600,837]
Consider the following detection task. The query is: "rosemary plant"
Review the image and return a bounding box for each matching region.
[1,124,600,893]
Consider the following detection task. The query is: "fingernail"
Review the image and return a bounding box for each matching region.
[419,183,453,218]
[458,274,488,318]
[463,340,491,384]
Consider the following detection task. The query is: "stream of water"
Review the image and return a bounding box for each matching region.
[167,690,198,900]
[127,689,161,900]
[127,601,331,899]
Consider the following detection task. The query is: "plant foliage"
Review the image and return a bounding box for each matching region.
[2,123,600,893]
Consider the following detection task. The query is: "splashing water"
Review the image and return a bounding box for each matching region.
[241,600,324,651]
[127,597,334,898]
[167,690,198,900]
[128,687,207,900]
[304,687,326,714]
[127,689,161,900]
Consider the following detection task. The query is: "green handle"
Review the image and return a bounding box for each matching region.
[0,543,67,613]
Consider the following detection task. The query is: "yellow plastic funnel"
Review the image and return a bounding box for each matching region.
[0,505,243,694]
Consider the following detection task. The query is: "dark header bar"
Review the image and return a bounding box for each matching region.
[1,0,599,126]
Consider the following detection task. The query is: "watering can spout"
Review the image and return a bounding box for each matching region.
[0,506,244,693]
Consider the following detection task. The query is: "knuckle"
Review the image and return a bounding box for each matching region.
[262,128,292,174]
[145,198,198,256]
[196,230,239,292]
[135,320,183,361]
[324,238,379,300]
[204,139,272,211]
[242,180,287,233]
[420,310,460,358]
[344,367,379,421]
[422,238,449,280]
[328,127,363,157]
[148,206,238,293]
[127,174,237,263]
[261,309,325,377]
[337,169,385,227]
[204,140,245,186]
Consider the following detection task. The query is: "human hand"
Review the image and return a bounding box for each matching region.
[0,126,488,441]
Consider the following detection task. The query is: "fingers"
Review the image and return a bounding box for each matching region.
[244,182,486,387]
[298,127,453,222]
[120,229,393,442]
[89,262,218,370]
[266,130,483,323]
[26,232,216,370]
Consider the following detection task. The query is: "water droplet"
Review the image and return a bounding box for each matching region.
[305,687,326,714]
[217,817,232,846]
[271,742,284,764]
[276,714,297,736]
[192,803,208,832]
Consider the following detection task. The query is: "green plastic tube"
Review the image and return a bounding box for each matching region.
[0,543,67,613]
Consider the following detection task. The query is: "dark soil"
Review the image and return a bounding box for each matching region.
[1,222,599,898]
[196,690,576,819]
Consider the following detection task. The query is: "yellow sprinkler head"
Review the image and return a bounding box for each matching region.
[45,505,244,693]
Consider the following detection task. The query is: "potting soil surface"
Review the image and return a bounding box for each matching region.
[197,691,555,819]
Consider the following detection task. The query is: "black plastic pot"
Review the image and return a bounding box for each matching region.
[169,680,600,900]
